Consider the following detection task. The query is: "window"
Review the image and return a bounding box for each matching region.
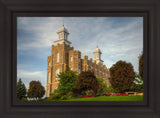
[78,68,81,74]
[57,53,59,62]
[79,58,81,62]
[59,33,63,39]
[64,33,66,39]
[55,69,60,81]
[48,62,51,66]
[48,72,51,83]
[47,89,49,97]
[70,56,73,62]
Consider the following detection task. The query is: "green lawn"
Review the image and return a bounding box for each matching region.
[63,95,143,101]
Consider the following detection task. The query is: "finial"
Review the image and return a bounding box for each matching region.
[96,45,98,48]
[62,19,64,26]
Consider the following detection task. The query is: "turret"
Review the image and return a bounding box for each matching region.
[93,45,104,64]
[54,24,71,45]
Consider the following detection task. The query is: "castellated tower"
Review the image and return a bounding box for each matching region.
[46,25,110,97]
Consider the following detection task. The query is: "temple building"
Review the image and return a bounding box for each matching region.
[46,25,110,97]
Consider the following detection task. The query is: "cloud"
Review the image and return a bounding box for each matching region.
[17,64,47,89]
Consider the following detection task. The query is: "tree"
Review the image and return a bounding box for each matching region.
[17,78,27,100]
[134,73,143,84]
[97,77,107,94]
[139,53,143,80]
[110,60,135,93]
[75,71,99,94]
[27,81,45,99]
[57,69,78,94]
[50,69,78,100]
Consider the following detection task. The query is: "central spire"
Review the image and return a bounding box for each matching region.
[54,24,71,45]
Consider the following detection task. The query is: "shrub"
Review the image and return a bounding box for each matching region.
[106,86,115,93]
[130,84,143,93]
[85,90,94,95]
[20,97,28,101]
[96,89,103,95]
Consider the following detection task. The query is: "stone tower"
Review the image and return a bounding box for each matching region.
[46,25,81,97]
[46,25,70,97]
[46,25,110,97]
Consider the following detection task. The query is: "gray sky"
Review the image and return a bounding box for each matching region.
[17,17,143,89]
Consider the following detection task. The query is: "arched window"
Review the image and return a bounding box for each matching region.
[55,69,60,81]
[57,53,59,62]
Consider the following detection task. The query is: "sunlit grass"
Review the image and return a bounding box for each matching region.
[63,95,143,101]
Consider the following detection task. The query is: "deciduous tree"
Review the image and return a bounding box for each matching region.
[27,81,45,99]
[110,60,135,93]
[57,69,78,94]
[75,71,99,94]
[50,69,78,100]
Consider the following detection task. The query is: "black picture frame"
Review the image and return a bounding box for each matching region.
[0,0,160,118]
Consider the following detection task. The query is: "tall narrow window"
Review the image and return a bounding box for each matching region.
[55,69,60,81]
[78,68,81,74]
[57,53,59,62]
[48,61,50,66]
[48,72,51,83]
[47,89,49,97]
[64,33,66,39]
[70,56,73,62]
[60,33,63,39]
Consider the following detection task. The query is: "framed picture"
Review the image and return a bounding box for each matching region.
[0,0,160,118]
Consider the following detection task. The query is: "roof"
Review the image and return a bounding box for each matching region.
[93,46,102,53]
[57,25,69,34]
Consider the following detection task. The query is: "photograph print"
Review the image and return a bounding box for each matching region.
[17,17,143,101]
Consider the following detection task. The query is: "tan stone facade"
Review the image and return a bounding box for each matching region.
[46,25,110,97]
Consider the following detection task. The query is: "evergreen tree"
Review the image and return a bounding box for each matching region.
[17,78,27,100]
[27,81,45,99]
